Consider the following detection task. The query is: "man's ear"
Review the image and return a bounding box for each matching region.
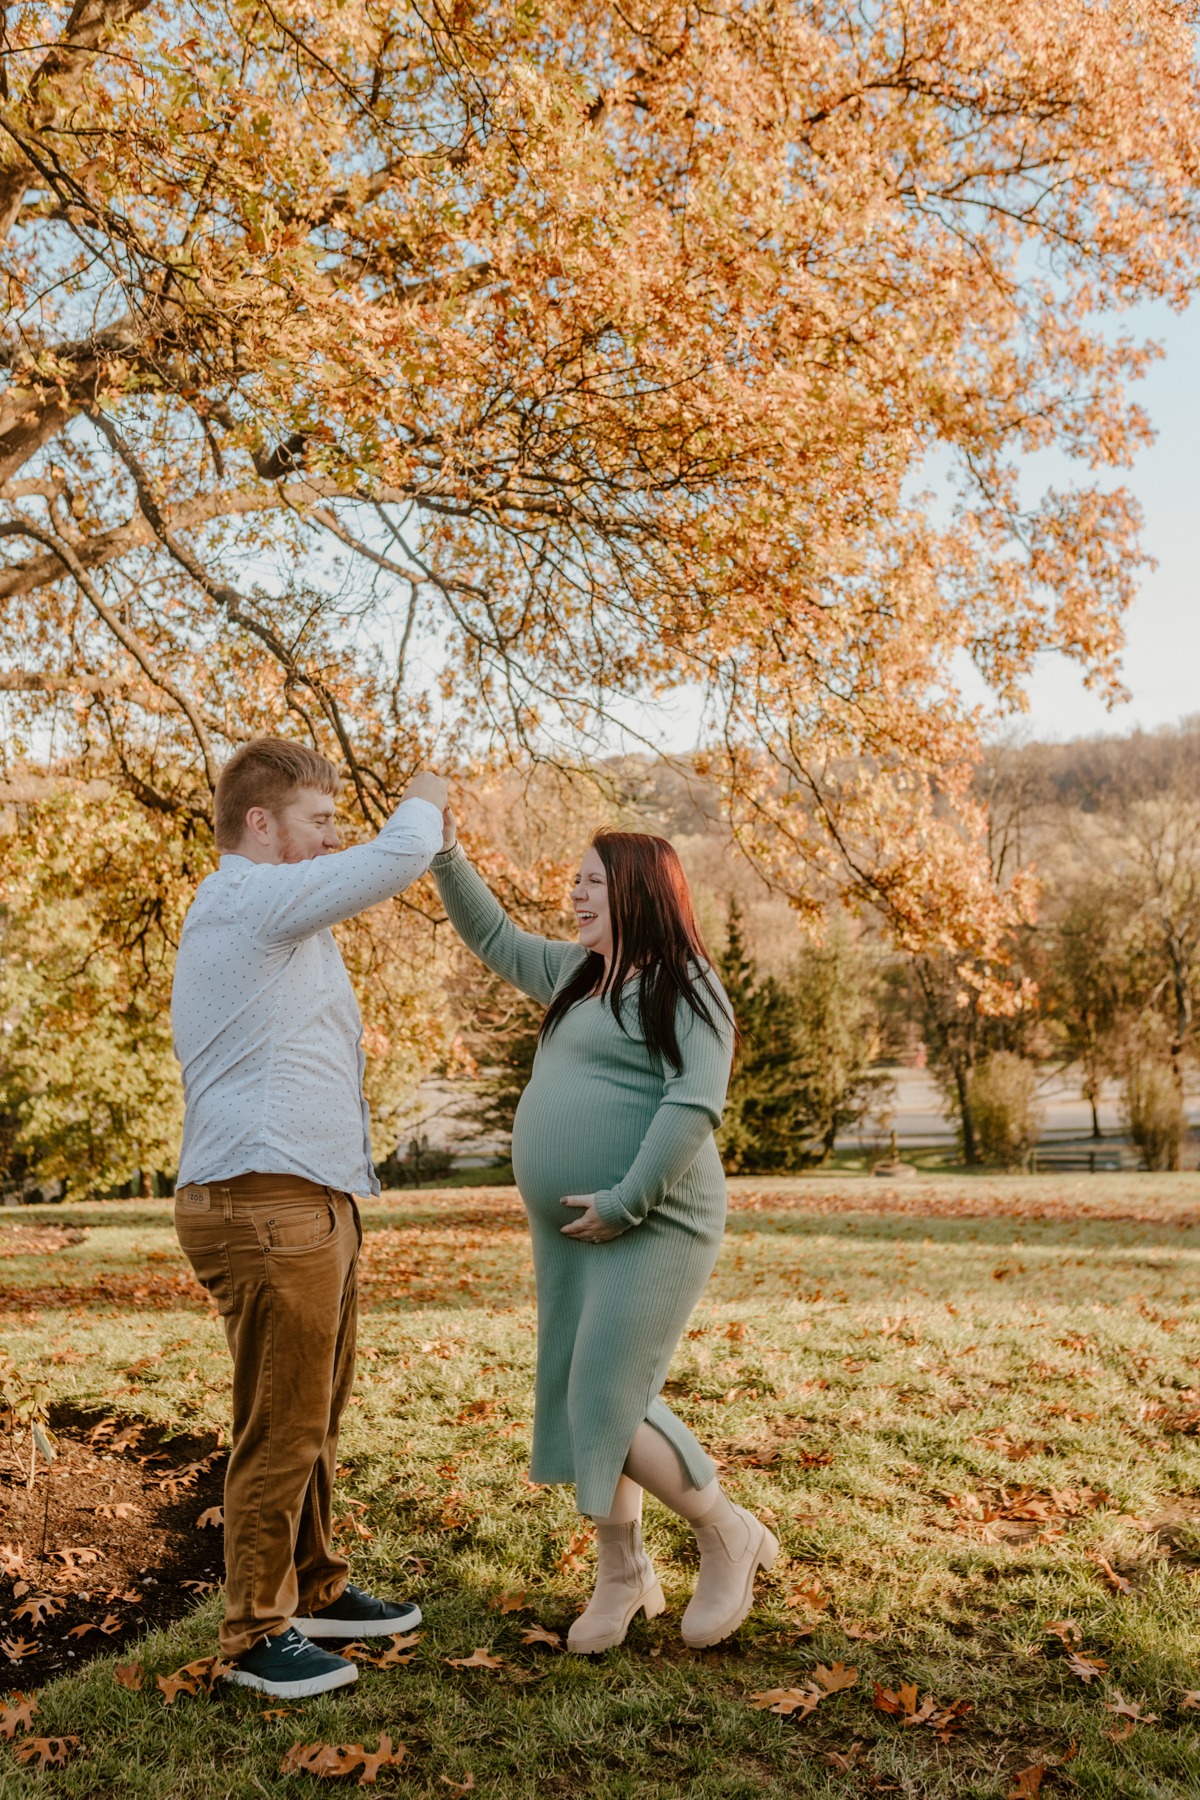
[244,805,272,844]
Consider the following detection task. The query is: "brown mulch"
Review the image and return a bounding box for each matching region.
[0,1415,226,1691]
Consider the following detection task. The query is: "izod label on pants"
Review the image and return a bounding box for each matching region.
[176,1184,212,1210]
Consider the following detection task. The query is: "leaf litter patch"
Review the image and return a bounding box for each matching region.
[1,1412,225,1691]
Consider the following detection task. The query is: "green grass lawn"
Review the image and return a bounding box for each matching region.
[4,1176,1200,1798]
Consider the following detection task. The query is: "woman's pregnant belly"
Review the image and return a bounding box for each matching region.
[511,1064,657,1225]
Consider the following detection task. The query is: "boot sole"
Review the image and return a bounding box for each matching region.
[292,1603,422,1640]
[567,1579,666,1654]
[224,1660,358,1698]
[681,1519,780,1649]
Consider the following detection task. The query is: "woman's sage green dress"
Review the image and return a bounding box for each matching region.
[433,845,735,1516]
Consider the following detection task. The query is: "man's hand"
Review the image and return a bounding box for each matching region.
[402,771,449,812]
[441,806,458,853]
[559,1194,622,1243]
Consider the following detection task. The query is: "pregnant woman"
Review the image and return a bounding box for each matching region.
[433,816,778,1651]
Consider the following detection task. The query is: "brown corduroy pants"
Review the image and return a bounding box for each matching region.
[174,1172,361,1656]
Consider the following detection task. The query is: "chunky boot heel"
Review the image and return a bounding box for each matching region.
[567,1522,665,1654]
[641,1578,667,1620]
[681,1501,778,1649]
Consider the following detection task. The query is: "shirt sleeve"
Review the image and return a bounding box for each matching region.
[592,974,735,1233]
[432,843,584,1005]
[240,797,444,946]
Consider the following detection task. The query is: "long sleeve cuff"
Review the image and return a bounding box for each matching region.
[591,1102,719,1233]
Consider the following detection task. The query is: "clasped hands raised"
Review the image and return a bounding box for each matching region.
[400,771,456,852]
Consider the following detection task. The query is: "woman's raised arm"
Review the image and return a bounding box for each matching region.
[432,843,585,1005]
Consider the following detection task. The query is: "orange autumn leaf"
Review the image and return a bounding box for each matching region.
[156,1656,233,1704]
[0,1546,25,1578]
[12,1596,63,1627]
[440,1775,475,1797]
[1064,1651,1108,1684]
[1,1637,40,1662]
[444,1648,505,1671]
[14,1737,81,1768]
[280,1735,405,1784]
[748,1684,822,1718]
[812,1662,858,1696]
[1007,1767,1045,1800]
[340,1633,420,1669]
[491,1591,526,1614]
[0,1693,37,1740]
[1105,1693,1158,1728]
[114,1662,144,1691]
[1091,1555,1133,1595]
[519,1627,563,1649]
[196,1507,224,1530]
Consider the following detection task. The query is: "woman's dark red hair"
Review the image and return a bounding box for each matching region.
[539,830,733,1072]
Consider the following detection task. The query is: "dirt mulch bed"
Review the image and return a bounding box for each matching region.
[0,1413,226,1692]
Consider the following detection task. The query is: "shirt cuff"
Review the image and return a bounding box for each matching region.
[432,841,464,870]
[592,1187,639,1232]
[389,795,444,853]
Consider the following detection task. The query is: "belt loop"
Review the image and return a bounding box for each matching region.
[221,1184,234,1223]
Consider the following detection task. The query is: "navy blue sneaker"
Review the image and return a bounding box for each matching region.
[293,1584,422,1640]
[224,1626,358,1697]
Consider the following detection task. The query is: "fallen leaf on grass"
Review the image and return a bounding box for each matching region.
[825,1743,863,1772]
[555,1529,593,1574]
[749,1684,822,1718]
[1104,1691,1158,1739]
[490,1590,526,1613]
[813,1662,858,1695]
[14,1737,80,1768]
[1064,1651,1108,1684]
[786,1578,829,1613]
[280,1735,405,1784]
[340,1633,420,1668]
[12,1596,64,1627]
[519,1627,562,1648]
[114,1662,144,1690]
[1091,1554,1133,1595]
[196,1506,224,1530]
[262,1708,294,1719]
[439,1775,475,1796]
[1007,1766,1045,1799]
[156,1656,233,1704]
[0,1694,36,1740]
[873,1681,972,1743]
[1045,1619,1082,1647]
[444,1648,504,1671]
[1181,1690,1200,1709]
[1,1637,40,1662]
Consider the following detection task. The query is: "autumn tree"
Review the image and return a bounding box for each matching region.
[2,0,1199,964]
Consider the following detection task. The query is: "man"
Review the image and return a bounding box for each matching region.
[171,737,447,1699]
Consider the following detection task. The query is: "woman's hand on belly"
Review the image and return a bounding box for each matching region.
[559,1194,623,1243]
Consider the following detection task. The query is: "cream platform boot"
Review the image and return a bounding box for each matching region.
[680,1495,779,1648]
[567,1521,666,1654]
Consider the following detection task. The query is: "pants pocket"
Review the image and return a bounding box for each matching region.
[266,1200,338,1251]
[177,1229,236,1316]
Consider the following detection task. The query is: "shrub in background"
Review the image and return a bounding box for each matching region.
[1122,1057,1184,1171]
[968,1053,1042,1169]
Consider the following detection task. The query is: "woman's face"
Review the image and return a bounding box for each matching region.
[571,845,614,960]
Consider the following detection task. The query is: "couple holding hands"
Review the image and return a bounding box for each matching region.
[171,738,777,1700]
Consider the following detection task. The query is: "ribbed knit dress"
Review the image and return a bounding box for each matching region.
[433,845,735,1516]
